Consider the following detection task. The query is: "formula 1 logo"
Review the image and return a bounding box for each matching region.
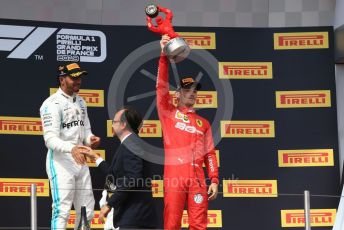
[0,24,106,62]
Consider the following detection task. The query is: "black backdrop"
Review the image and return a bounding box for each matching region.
[0,18,340,229]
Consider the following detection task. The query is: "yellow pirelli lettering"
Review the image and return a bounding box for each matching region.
[182,210,222,227]
[278,149,334,167]
[67,210,104,228]
[276,90,331,108]
[219,62,273,79]
[0,116,42,135]
[151,180,164,198]
[178,32,216,49]
[107,120,162,138]
[223,180,278,197]
[221,120,275,138]
[274,32,329,50]
[0,178,49,197]
[281,209,336,227]
[139,120,162,137]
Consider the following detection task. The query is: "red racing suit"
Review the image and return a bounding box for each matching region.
[156,54,219,230]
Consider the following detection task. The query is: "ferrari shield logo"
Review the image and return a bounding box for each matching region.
[196,119,203,127]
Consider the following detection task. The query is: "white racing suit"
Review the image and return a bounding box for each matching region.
[40,87,95,229]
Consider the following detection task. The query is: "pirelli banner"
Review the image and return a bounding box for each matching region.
[0,18,340,229]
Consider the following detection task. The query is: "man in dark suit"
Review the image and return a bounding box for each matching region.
[83,106,157,229]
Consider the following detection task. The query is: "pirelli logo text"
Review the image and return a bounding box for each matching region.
[274,32,329,50]
[221,121,275,138]
[182,210,222,228]
[276,90,331,108]
[67,210,103,228]
[0,178,49,197]
[86,150,105,167]
[139,120,162,137]
[219,62,273,79]
[281,209,336,227]
[278,149,334,167]
[151,180,164,198]
[107,120,162,138]
[178,32,216,49]
[223,180,278,197]
[50,88,104,107]
[0,116,42,135]
[170,91,218,108]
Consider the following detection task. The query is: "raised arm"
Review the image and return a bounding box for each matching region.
[156,35,175,117]
[146,16,160,33]
[158,5,173,21]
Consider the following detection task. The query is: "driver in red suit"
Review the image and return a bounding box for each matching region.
[156,35,219,230]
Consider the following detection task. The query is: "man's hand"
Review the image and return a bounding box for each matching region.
[71,145,92,165]
[79,147,99,161]
[160,34,170,53]
[90,135,101,149]
[98,204,111,224]
[208,183,218,201]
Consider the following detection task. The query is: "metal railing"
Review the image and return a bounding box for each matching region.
[30,184,37,230]
[26,185,320,230]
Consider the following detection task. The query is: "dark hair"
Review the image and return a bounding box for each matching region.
[119,106,143,134]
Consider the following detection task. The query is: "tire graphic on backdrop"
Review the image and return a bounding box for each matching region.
[108,40,233,165]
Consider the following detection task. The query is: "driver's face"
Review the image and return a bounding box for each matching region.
[60,76,82,95]
[178,87,197,107]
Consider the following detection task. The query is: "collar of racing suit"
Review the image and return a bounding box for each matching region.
[177,106,195,114]
[58,87,77,103]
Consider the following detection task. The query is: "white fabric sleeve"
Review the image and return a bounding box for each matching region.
[99,189,107,207]
[96,157,104,166]
[40,101,75,153]
[82,102,94,146]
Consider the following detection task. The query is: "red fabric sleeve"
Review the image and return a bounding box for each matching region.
[204,122,219,184]
[156,54,175,117]
[158,5,173,21]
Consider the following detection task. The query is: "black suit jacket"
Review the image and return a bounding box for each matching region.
[98,133,157,228]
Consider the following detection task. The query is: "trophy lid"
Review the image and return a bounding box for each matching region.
[145,4,159,18]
